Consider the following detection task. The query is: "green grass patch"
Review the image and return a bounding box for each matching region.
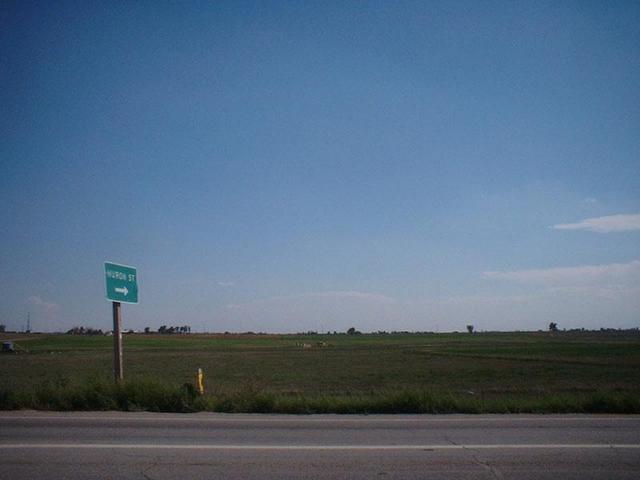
[1,331,639,413]
[1,376,639,414]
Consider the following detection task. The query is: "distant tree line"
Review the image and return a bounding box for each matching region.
[15,324,640,337]
[66,326,103,335]
[156,325,191,334]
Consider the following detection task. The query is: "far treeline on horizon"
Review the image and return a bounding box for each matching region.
[1,1,639,334]
[1,323,639,337]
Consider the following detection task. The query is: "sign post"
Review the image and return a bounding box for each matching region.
[105,262,138,382]
[113,301,123,381]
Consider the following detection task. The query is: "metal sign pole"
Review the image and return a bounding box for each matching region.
[113,301,123,382]
[105,261,137,383]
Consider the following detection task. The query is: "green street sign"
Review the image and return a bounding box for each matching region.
[105,262,138,304]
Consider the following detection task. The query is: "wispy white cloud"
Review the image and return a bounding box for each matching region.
[225,290,395,311]
[221,290,397,332]
[553,213,640,233]
[215,282,640,333]
[583,197,598,204]
[217,281,235,287]
[27,295,59,315]
[483,259,640,285]
[296,291,395,302]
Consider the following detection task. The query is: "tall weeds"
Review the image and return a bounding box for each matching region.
[1,378,638,413]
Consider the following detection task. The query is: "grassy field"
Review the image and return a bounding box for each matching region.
[1,331,639,413]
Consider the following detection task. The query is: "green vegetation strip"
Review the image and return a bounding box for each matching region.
[1,331,639,413]
[1,379,638,414]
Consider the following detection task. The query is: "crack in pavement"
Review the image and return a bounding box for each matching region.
[444,434,459,446]
[141,461,158,480]
[465,449,504,480]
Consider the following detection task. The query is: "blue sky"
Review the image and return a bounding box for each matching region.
[1,0,639,333]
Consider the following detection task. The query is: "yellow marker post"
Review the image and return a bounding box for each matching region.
[197,368,204,395]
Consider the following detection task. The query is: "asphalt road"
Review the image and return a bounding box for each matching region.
[1,412,639,479]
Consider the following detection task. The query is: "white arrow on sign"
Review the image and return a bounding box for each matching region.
[114,287,129,296]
